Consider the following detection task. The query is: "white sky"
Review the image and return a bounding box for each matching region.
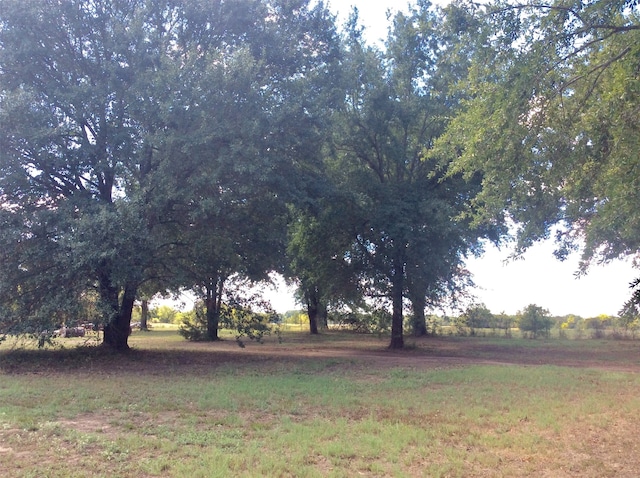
[465,242,636,317]
[261,0,638,318]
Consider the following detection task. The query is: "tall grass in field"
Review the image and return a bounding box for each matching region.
[1,331,640,477]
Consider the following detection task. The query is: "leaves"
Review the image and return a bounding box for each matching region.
[441,0,640,265]
[0,0,341,343]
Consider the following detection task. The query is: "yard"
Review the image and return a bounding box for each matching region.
[1,330,640,477]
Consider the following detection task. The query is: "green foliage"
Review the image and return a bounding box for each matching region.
[286,200,365,328]
[0,0,342,349]
[518,304,553,339]
[460,303,495,335]
[8,0,635,352]
[331,307,392,335]
[495,312,514,337]
[223,305,281,348]
[617,311,640,337]
[178,304,209,342]
[149,305,179,325]
[282,310,309,326]
[325,3,505,348]
[441,0,640,268]
[179,294,281,347]
[0,0,214,343]
[165,0,342,340]
[618,278,640,336]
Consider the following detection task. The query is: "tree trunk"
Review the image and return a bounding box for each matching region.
[205,300,219,340]
[308,307,319,335]
[205,277,225,341]
[319,302,328,330]
[97,265,133,350]
[412,308,427,336]
[305,286,320,335]
[407,270,428,337]
[140,299,149,331]
[103,284,136,351]
[410,293,427,337]
[389,254,405,349]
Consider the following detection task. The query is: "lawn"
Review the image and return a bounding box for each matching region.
[1,330,640,477]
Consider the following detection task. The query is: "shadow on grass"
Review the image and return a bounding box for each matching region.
[2,331,640,375]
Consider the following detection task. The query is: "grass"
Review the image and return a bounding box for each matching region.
[1,331,640,477]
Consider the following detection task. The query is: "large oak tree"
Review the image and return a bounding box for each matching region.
[331,2,503,348]
[0,0,340,348]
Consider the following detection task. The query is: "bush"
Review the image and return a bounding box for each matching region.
[178,304,208,341]
[225,307,280,347]
[331,308,391,334]
[179,298,281,346]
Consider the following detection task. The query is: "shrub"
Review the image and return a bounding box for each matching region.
[221,303,281,347]
[331,308,391,334]
[178,304,208,341]
[179,297,281,346]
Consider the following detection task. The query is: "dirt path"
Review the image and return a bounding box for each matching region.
[3,334,640,375]
[155,334,640,373]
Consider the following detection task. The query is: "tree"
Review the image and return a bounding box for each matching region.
[331,3,503,348]
[170,0,342,341]
[0,0,201,348]
[517,304,552,338]
[494,311,514,337]
[461,303,495,335]
[139,299,150,331]
[442,0,640,270]
[0,0,341,348]
[149,305,179,324]
[286,196,366,335]
[176,193,287,341]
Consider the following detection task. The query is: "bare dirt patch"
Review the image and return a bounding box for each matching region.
[57,415,114,435]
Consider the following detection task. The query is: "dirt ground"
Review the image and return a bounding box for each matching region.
[191,334,640,371]
[5,332,638,375]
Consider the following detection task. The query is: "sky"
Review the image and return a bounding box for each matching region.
[259,0,638,318]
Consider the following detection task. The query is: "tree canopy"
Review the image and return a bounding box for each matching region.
[442,0,640,267]
[326,3,503,348]
[1,0,638,350]
[0,0,342,348]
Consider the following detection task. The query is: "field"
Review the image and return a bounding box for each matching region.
[1,331,640,477]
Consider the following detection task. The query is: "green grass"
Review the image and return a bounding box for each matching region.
[1,331,640,477]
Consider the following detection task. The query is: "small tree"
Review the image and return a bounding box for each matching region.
[461,303,494,336]
[494,312,514,337]
[178,303,209,342]
[517,304,552,339]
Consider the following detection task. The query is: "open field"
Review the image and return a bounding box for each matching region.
[2,331,640,477]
